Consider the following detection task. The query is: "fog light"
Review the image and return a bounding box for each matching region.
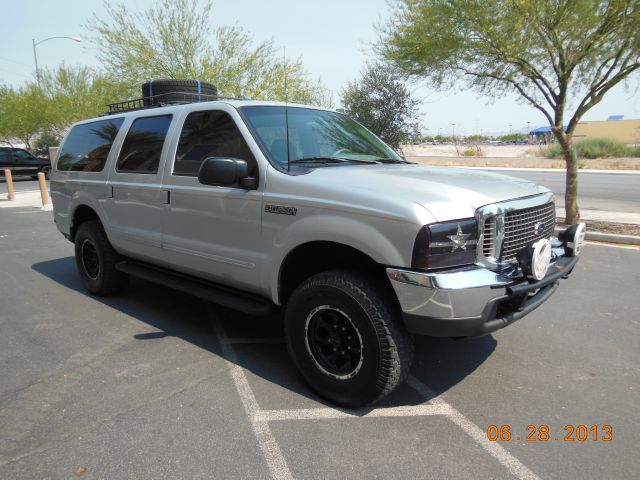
[517,238,552,282]
[559,223,586,257]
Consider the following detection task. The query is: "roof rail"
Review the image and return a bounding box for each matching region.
[104,91,247,115]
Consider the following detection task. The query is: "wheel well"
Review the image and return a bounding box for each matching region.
[278,241,393,305]
[70,205,100,241]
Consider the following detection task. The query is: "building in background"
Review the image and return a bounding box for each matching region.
[573,116,640,144]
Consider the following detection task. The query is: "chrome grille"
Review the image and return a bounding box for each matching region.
[482,221,495,257]
[501,202,555,261]
[478,196,556,267]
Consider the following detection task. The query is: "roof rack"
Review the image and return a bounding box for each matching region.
[105,91,245,115]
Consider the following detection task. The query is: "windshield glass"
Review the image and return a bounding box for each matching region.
[239,106,403,168]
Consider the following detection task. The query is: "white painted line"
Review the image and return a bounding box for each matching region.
[255,404,452,421]
[407,376,540,480]
[220,337,285,345]
[585,240,640,250]
[209,310,293,480]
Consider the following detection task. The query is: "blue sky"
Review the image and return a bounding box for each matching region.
[1,0,639,135]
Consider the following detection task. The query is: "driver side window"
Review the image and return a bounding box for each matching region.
[174,110,256,177]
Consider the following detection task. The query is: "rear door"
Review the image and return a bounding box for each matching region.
[103,114,174,263]
[160,106,263,293]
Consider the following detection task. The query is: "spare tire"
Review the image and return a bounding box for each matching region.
[141,79,217,105]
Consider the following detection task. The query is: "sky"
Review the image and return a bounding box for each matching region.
[1,0,639,136]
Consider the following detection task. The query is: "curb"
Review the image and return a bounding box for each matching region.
[554,226,640,246]
[451,166,640,174]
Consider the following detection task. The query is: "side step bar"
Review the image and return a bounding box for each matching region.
[116,261,275,316]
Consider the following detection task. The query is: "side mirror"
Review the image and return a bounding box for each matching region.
[197,157,257,189]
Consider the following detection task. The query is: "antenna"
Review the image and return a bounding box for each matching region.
[283,46,291,171]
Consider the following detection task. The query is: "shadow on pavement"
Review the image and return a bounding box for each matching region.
[32,256,496,408]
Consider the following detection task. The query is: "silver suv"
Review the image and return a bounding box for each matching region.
[51,83,584,407]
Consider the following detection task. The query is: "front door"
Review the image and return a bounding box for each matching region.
[160,107,263,293]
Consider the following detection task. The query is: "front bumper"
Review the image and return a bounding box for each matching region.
[387,248,579,337]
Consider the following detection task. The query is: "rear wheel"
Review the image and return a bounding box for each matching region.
[74,221,129,295]
[285,269,413,407]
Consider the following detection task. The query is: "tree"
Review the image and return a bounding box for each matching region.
[380,0,640,223]
[86,0,331,107]
[0,65,131,150]
[341,64,421,149]
[0,85,52,149]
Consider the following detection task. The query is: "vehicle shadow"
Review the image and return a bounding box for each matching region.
[32,256,497,409]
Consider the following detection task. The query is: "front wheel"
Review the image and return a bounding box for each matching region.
[285,270,413,407]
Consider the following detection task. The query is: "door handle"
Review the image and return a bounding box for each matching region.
[163,190,171,204]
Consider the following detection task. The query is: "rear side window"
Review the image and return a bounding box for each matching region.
[57,118,125,172]
[117,115,172,173]
[174,110,255,176]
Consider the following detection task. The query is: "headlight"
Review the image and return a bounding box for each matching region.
[411,219,478,270]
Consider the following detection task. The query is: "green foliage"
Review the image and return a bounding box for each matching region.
[32,131,61,157]
[86,0,331,106]
[462,148,478,157]
[340,63,421,149]
[0,84,53,149]
[0,65,130,149]
[496,134,527,142]
[543,138,640,159]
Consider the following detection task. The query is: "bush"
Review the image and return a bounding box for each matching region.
[543,138,640,159]
[462,148,477,156]
[32,131,61,157]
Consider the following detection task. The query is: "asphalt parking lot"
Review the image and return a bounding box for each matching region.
[1,200,639,479]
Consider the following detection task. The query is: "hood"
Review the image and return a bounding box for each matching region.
[305,164,551,221]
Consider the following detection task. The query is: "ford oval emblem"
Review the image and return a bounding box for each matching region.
[534,222,545,235]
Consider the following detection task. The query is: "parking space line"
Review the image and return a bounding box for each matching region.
[209,312,540,480]
[407,376,541,480]
[255,404,452,421]
[211,318,294,480]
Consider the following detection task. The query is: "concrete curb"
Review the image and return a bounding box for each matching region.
[554,226,640,246]
[450,166,640,174]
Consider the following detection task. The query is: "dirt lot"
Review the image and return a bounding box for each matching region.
[404,145,640,170]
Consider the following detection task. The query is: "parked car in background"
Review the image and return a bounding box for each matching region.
[0,147,52,179]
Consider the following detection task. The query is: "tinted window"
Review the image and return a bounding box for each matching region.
[117,115,172,173]
[174,110,255,176]
[57,118,125,172]
[0,149,12,161]
[13,149,32,160]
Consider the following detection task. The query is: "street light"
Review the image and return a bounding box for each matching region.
[32,36,82,86]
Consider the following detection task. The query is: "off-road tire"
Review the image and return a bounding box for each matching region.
[141,79,217,105]
[74,220,129,296]
[285,269,413,408]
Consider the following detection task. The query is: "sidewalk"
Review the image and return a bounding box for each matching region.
[0,190,52,211]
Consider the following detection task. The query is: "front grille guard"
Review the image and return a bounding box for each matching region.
[475,192,556,271]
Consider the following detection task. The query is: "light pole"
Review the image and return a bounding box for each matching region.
[451,123,456,143]
[32,36,82,86]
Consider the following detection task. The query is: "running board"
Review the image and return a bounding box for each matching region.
[116,261,274,316]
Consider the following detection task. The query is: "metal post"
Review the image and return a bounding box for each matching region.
[32,38,40,86]
[4,169,15,201]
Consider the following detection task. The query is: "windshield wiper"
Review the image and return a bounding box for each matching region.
[289,157,379,164]
[374,158,407,164]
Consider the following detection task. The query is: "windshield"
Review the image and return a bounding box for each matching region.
[239,106,404,168]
